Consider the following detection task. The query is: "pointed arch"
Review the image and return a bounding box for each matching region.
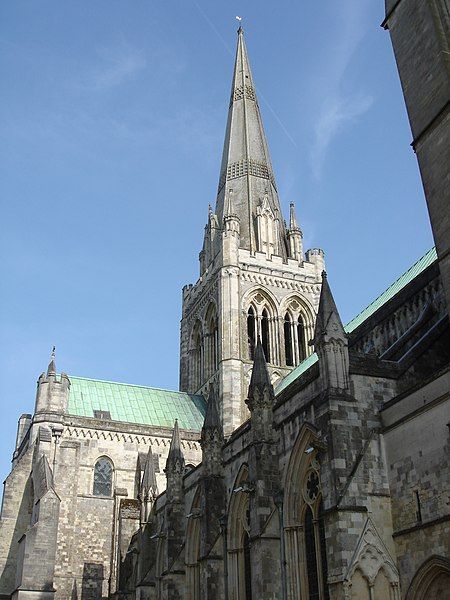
[284,424,329,600]
[93,456,114,497]
[406,556,450,600]
[185,487,202,600]
[205,302,219,379]
[242,288,279,364]
[228,464,251,599]
[190,320,204,392]
[279,295,315,366]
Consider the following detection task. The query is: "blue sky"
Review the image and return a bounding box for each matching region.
[0,1,433,484]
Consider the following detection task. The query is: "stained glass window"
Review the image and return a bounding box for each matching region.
[93,457,113,496]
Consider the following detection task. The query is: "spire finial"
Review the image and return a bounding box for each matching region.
[47,346,56,376]
[236,15,243,33]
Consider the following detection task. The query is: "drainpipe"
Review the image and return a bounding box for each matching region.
[219,514,229,600]
[274,491,288,600]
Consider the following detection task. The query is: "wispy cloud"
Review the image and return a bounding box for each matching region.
[310,1,373,179]
[82,42,147,91]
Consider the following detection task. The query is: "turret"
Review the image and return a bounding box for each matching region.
[34,348,70,417]
[311,271,349,390]
[287,202,303,261]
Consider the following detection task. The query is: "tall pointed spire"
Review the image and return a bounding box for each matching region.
[215,28,288,258]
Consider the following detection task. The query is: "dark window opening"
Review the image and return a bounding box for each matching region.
[297,317,306,362]
[318,500,330,600]
[415,490,422,523]
[261,309,270,363]
[247,307,256,360]
[284,313,293,366]
[243,531,252,600]
[93,457,113,497]
[93,410,111,420]
[305,505,319,600]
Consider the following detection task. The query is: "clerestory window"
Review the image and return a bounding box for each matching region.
[93,457,114,497]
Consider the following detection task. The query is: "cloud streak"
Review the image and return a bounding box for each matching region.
[82,42,147,91]
[310,1,373,179]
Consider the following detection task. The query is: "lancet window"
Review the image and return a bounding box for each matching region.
[228,465,251,600]
[93,457,114,497]
[205,303,218,380]
[191,321,203,392]
[282,298,312,367]
[285,429,330,600]
[247,306,256,360]
[185,490,201,600]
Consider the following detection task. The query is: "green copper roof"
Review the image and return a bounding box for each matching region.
[275,247,437,395]
[67,376,206,431]
[344,247,437,333]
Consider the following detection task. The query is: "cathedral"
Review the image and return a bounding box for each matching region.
[1,2,449,599]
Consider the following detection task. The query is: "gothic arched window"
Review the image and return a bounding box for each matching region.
[205,304,218,379]
[298,316,306,362]
[284,313,294,366]
[93,457,113,497]
[191,321,203,391]
[261,309,270,362]
[247,306,256,360]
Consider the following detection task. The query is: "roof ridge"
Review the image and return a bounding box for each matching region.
[275,246,437,395]
[344,247,436,333]
[67,375,203,397]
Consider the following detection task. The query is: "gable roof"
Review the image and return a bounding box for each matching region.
[67,376,206,431]
[275,247,437,395]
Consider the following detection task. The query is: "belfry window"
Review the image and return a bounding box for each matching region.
[93,457,113,497]
[191,321,203,391]
[284,313,294,366]
[247,307,256,360]
[297,316,306,362]
[261,309,270,362]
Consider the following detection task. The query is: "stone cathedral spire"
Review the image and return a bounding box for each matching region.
[180,28,324,436]
[216,27,288,258]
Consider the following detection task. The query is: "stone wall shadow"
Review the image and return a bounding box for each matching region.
[0,474,33,594]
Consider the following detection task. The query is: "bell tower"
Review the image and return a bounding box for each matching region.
[180,27,324,435]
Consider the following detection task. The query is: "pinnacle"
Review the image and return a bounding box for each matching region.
[312,271,345,345]
[166,419,185,472]
[247,338,274,407]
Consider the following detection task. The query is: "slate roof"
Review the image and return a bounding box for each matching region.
[67,376,206,431]
[275,247,437,395]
